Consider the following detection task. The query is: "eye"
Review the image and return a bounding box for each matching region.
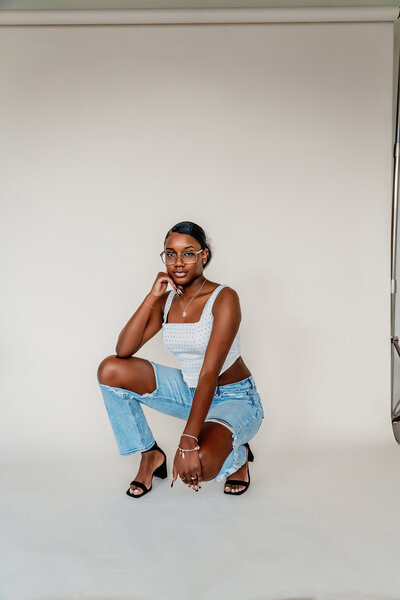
[183,252,195,257]
[166,252,177,258]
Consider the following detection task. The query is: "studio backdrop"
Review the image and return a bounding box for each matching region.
[0,7,397,461]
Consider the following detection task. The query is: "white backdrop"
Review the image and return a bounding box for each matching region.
[0,17,395,462]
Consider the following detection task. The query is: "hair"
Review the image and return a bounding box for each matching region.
[164,221,213,269]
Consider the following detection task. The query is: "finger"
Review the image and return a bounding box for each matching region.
[188,473,196,489]
[183,473,193,488]
[158,273,178,293]
[168,276,178,287]
[190,474,199,490]
[168,276,184,295]
[197,463,203,486]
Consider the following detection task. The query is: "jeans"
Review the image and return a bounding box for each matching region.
[99,360,265,483]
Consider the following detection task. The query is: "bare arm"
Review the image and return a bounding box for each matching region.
[115,272,181,357]
[180,286,241,439]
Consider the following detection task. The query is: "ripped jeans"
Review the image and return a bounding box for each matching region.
[99,360,264,483]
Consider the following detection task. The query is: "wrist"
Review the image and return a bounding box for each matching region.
[179,433,199,449]
[144,293,159,307]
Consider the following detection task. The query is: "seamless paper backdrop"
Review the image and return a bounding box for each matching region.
[0,22,394,460]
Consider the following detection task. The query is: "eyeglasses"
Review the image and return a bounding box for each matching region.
[160,249,204,265]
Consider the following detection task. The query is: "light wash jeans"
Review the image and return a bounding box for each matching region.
[99,360,264,483]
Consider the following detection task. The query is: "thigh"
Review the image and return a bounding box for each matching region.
[100,359,195,421]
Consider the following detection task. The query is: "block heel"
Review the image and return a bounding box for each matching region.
[244,442,254,462]
[153,457,168,479]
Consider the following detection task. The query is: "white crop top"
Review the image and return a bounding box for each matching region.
[161,284,241,388]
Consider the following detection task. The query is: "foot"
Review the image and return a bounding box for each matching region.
[128,448,165,497]
[224,444,249,494]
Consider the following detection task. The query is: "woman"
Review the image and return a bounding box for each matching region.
[97,221,264,498]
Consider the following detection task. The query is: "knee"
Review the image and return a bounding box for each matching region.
[97,355,123,386]
[198,446,222,482]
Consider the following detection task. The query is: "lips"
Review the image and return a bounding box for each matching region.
[174,272,187,277]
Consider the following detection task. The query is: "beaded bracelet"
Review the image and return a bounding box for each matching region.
[178,434,199,459]
[178,444,200,459]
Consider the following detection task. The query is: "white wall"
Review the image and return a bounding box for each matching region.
[0,18,395,461]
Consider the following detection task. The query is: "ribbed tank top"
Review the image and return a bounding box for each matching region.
[161,284,241,388]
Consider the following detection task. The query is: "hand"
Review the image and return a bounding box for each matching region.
[148,272,184,299]
[171,445,202,491]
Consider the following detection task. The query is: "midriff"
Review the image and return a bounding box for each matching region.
[216,356,252,386]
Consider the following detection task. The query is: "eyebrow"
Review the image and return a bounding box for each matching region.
[165,245,196,250]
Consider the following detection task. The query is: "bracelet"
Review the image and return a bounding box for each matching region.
[178,444,200,459]
[181,433,198,442]
[143,300,157,309]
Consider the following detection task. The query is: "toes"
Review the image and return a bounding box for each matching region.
[225,484,245,493]
[129,486,143,496]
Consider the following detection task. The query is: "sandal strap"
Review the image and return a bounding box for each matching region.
[142,441,166,460]
[224,479,249,486]
[129,480,149,492]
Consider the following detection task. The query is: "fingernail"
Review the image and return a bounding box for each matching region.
[171,481,174,487]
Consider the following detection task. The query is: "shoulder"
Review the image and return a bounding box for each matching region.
[212,285,240,317]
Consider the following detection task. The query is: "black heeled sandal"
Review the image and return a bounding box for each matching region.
[126,441,167,499]
[245,442,254,462]
[224,442,254,496]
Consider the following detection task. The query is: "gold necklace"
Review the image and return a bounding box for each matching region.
[179,278,207,318]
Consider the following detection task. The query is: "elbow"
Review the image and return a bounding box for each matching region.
[115,344,136,358]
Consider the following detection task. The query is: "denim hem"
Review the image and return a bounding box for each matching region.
[120,438,156,456]
[210,443,246,483]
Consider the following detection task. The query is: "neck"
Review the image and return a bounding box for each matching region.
[180,276,207,296]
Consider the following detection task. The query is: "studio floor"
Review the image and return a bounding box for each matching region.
[1,442,400,600]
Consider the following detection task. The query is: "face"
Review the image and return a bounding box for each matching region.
[164,233,208,285]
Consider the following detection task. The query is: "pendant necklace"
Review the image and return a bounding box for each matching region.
[179,278,207,318]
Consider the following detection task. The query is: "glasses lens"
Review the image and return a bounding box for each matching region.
[162,251,200,265]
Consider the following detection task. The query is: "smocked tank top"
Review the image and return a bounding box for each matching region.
[161,284,241,388]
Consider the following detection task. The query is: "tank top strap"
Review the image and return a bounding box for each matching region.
[163,290,175,323]
[203,284,228,316]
